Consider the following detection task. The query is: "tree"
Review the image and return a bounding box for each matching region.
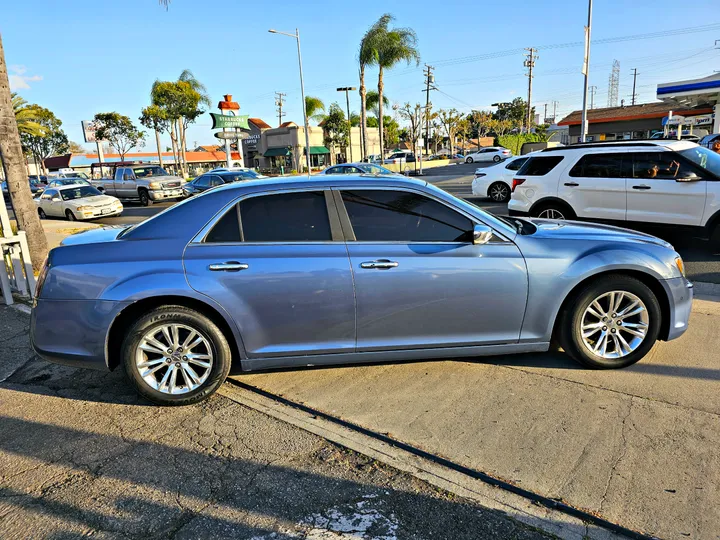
[397,103,426,160]
[487,118,513,137]
[382,115,400,148]
[140,104,169,168]
[375,16,420,157]
[0,34,48,270]
[304,96,326,124]
[11,93,46,138]
[493,97,533,130]
[349,112,361,127]
[19,106,69,176]
[93,112,145,163]
[358,14,389,160]
[437,108,463,157]
[469,110,493,150]
[176,70,209,172]
[365,90,389,121]
[322,103,349,165]
[68,141,86,153]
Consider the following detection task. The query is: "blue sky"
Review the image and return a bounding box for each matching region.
[3,0,719,152]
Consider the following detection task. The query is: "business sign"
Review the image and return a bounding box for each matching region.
[81,120,104,143]
[692,114,713,126]
[210,113,250,130]
[214,131,249,140]
[242,133,261,148]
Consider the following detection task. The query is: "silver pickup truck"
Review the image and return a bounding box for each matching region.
[92,164,185,206]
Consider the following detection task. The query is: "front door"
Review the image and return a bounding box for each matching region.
[336,188,528,350]
[184,190,356,358]
[626,152,707,226]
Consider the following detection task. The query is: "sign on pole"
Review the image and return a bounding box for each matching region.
[214,131,250,140]
[210,113,250,130]
[81,120,104,143]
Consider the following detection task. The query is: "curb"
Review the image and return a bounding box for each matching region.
[692,280,720,299]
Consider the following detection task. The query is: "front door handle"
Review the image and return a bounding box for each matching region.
[632,185,652,190]
[564,182,579,187]
[208,261,249,272]
[360,259,399,269]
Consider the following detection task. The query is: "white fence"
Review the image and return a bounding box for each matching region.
[0,190,35,305]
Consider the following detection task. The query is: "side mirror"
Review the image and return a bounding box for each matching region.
[473,224,494,245]
[676,176,700,182]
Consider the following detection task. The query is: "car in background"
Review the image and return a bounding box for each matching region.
[319,163,402,176]
[471,154,534,202]
[46,177,93,189]
[382,151,416,164]
[465,147,512,164]
[183,170,262,197]
[2,179,45,195]
[699,133,720,151]
[507,140,720,243]
[209,167,267,178]
[29,175,48,185]
[35,184,123,221]
[48,170,91,180]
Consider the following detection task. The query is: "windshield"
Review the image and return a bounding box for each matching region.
[61,178,89,185]
[678,146,720,177]
[133,166,169,178]
[361,164,394,175]
[60,186,102,200]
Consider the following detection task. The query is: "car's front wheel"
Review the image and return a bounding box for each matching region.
[559,275,661,369]
[65,210,77,221]
[488,182,511,203]
[466,157,474,164]
[121,306,232,405]
[139,189,152,207]
[38,208,46,219]
[532,202,575,220]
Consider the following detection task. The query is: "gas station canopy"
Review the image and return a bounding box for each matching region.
[657,73,720,133]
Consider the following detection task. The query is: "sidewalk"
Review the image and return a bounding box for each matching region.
[0,305,553,540]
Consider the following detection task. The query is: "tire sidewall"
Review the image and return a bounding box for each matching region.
[66,210,76,221]
[122,307,231,405]
[466,157,473,164]
[493,155,501,162]
[489,182,510,202]
[563,276,661,369]
[139,190,152,206]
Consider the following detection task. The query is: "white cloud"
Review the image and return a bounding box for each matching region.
[8,65,42,91]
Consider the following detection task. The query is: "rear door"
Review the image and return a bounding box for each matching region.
[559,152,628,221]
[184,189,356,359]
[626,152,706,226]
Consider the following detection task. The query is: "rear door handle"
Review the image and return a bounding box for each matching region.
[564,182,579,187]
[632,185,652,190]
[208,261,249,272]
[360,259,399,269]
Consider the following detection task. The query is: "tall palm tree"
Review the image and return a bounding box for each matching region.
[12,93,45,137]
[376,20,420,158]
[304,96,326,124]
[0,34,48,269]
[358,15,390,159]
[365,90,389,121]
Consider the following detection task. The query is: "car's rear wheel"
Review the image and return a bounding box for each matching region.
[466,157,474,164]
[559,275,661,369]
[532,202,575,220]
[38,208,46,219]
[121,306,231,405]
[65,210,77,221]
[493,155,501,163]
[488,182,511,203]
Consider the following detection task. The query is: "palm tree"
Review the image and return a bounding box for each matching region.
[365,90,389,121]
[12,93,45,137]
[0,34,48,269]
[304,96,326,124]
[376,19,420,158]
[176,70,209,177]
[358,15,390,160]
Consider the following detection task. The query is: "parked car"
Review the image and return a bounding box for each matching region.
[507,140,720,242]
[208,167,267,178]
[363,154,383,163]
[48,170,91,180]
[46,177,92,189]
[34,184,123,221]
[465,147,512,164]
[319,163,402,176]
[91,164,184,206]
[183,170,262,197]
[31,175,691,405]
[28,175,48,185]
[2,179,45,195]
[699,133,720,151]
[383,152,416,164]
[471,154,535,202]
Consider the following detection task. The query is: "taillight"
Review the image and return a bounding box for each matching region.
[511,178,526,192]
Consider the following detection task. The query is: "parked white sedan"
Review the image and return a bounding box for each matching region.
[471,154,535,202]
[35,184,123,221]
[464,147,512,164]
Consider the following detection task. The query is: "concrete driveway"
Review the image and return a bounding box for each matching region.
[234,298,720,539]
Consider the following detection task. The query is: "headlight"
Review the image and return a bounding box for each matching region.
[76,205,91,211]
[149,182,162,189]
[675,256,685,277]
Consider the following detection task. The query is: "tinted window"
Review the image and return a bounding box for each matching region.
[207,175,223,187]
[631,152,700,180]
[133,166,168,178]
[240,191,331,242]
[195,176,211,188]
[505,157,528,171]
[206,205,241,243]
[341,190,473,242]
[60,186,102,200]
[517,156,564,176]
[569,153,625,178]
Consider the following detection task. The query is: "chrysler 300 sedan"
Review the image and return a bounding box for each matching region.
[30,176,693,405]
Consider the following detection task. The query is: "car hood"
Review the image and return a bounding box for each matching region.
[67,195,119,207]
[60,226,125,246]
[525,218,673,248]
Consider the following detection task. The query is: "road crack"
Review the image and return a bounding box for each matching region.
[599,397,633,514]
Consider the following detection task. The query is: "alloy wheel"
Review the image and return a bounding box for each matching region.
[538,208,566,219]
[489,183,510,202]
[580,291,649,359]
[135,323,214,395]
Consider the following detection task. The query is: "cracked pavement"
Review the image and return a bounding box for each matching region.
[0,305,553,540]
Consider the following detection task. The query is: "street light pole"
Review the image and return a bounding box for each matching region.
[269,28,312,177]
[337,87,357,163]
[580,0,593,143]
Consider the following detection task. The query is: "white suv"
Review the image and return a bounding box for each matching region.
[508,140,720,241]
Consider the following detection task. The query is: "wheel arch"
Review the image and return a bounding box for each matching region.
[704,207,720,237]
[106,294,244,372]
[528,197,577,218]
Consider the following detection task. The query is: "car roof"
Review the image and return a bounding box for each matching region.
[541,140,698,153]
[55,183,94,190]
[211,174,427,194]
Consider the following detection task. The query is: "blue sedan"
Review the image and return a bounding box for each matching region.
[30,176,693,405]
[319,163,403,176]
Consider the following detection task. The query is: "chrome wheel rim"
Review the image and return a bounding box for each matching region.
[135,323,213,395]
[581,291,649,359]
[538,208,565,219]
[490,184,509,202]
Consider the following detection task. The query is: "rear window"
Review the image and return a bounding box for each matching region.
[517,156,564,176]
[569,153,625,178]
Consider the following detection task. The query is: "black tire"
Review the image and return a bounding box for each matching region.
[531,202,575,220]
[139,189,152,206]
[710,223,720,249]
[558,275,661,369]
[493,155,501,163]
[466,157,474,164]
[121,306,232,405]
[488,182,511,203]
[38,208,46,219]
[65,209,77,221]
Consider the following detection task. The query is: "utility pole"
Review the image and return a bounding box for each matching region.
[580,0,593,142]
[422,65,435,156]
[590,86,597,109]
[552,100,559,124]
[337,87,357,163]
[631,68,639,106]
[524,48,538,131]
[274,92,286,127]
